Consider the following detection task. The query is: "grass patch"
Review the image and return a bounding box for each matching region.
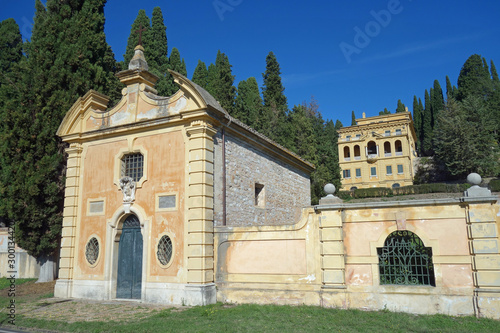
[9,303,500,333]
[0,278,36,290]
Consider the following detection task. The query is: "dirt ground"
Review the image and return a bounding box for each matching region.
[1,280,181,325]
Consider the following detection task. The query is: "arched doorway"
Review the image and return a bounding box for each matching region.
[116,214,143,299]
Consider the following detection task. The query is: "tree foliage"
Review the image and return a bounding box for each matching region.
[396,99,406,113]
[234,77,262,127]
[0,0,120,257]
[434,97,499,178]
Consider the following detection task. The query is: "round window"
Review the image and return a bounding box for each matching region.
[157,235,173,266]
[85,237,99,265]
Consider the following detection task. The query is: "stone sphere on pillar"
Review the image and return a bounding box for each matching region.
[324,183,336,196]
[467,173,481,186]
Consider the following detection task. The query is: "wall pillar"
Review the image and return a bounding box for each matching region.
[54,143,82,297]
[320,210,346,288]
[184,120,217,305]
[466,198,500,319]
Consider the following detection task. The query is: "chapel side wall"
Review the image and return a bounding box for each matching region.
[218,132,310,227]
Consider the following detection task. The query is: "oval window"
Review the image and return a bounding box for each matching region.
[157,235,173,266]
[85,237,99,265]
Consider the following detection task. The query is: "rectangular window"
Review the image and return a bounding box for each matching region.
[395,129,402,135]
[121,153,144,182]
[355,134,361,139]
[343,169,351,179]
[355,168,361,178]
[371,167,377,177]
[346,135,351,141]
[386,165,392,175]
[397,164,404,174]
[385,130,391,137]
[255,183,265,207]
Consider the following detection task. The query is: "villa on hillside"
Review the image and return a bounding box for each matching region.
[338,111,418,190]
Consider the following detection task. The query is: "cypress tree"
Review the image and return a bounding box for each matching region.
[490,60,500,83]
[334,119,343,130]
[412,95,421,152]
[422,89,433,155]
[205,63,217,97]
[431,80,444,128]
[261,51,288,144]
[351,111,356,125]
[0,18,23,75]
[165,47,187,95]
[149,7,169,95]
[457,54,492,100]
[212,50,236,115]
[396,99,406,113]
[445,75,453,99]
[234,77,262,128]
[191,60,208,88]
[379,108,390,115]
[123,10,151,66]
[0,0,120,271]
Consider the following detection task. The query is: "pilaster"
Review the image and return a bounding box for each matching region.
[55,143,82,296]
[186,120,217,285]
[319,210,346,288]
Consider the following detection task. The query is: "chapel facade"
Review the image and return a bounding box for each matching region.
[337,112,418,190]
[54,46,314,305]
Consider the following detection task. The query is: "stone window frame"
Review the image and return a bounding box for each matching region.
[114,146,148,189]
[155,192,178,212]
[84,234,102,268]
[87,198,106,216]
[386,165,393,175]
[156,232,175,269]
[370,166,377,177]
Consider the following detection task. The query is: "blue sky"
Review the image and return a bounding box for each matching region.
[2,0,500,126]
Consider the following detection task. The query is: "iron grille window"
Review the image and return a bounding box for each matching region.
[121,153,143,182]
[157,235,173,266]
[377,230,435,286]
[85,237,99,265]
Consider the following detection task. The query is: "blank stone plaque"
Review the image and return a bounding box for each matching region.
[159,195,176,209]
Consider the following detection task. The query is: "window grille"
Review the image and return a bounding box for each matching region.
[377,230,435,286]
[123,214,140,229]
[157,235,173,266]
[121,153,144,182]
[85,237,99,265]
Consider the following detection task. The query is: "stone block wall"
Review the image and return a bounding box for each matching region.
[214,131,311,227]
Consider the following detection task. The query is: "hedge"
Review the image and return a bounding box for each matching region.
[490,179,500,192]
[338,183,471,200]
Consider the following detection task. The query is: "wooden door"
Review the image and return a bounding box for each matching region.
[116,215,143,299]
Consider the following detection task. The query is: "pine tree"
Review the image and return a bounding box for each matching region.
[412,95,421,152]
[422,89,433,155]
[396,99,406,113]
[379,108,390,115]
[334,119,343,131]
[351,111,356,125]
[0,0,120,267]
[192,60,208,88]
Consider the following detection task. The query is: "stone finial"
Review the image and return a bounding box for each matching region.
[465,173,491,197]
[324,183,336,196]
[128,45,149,71]
[319,183,343,205]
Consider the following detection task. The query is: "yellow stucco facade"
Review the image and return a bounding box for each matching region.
[338,112,418,190]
